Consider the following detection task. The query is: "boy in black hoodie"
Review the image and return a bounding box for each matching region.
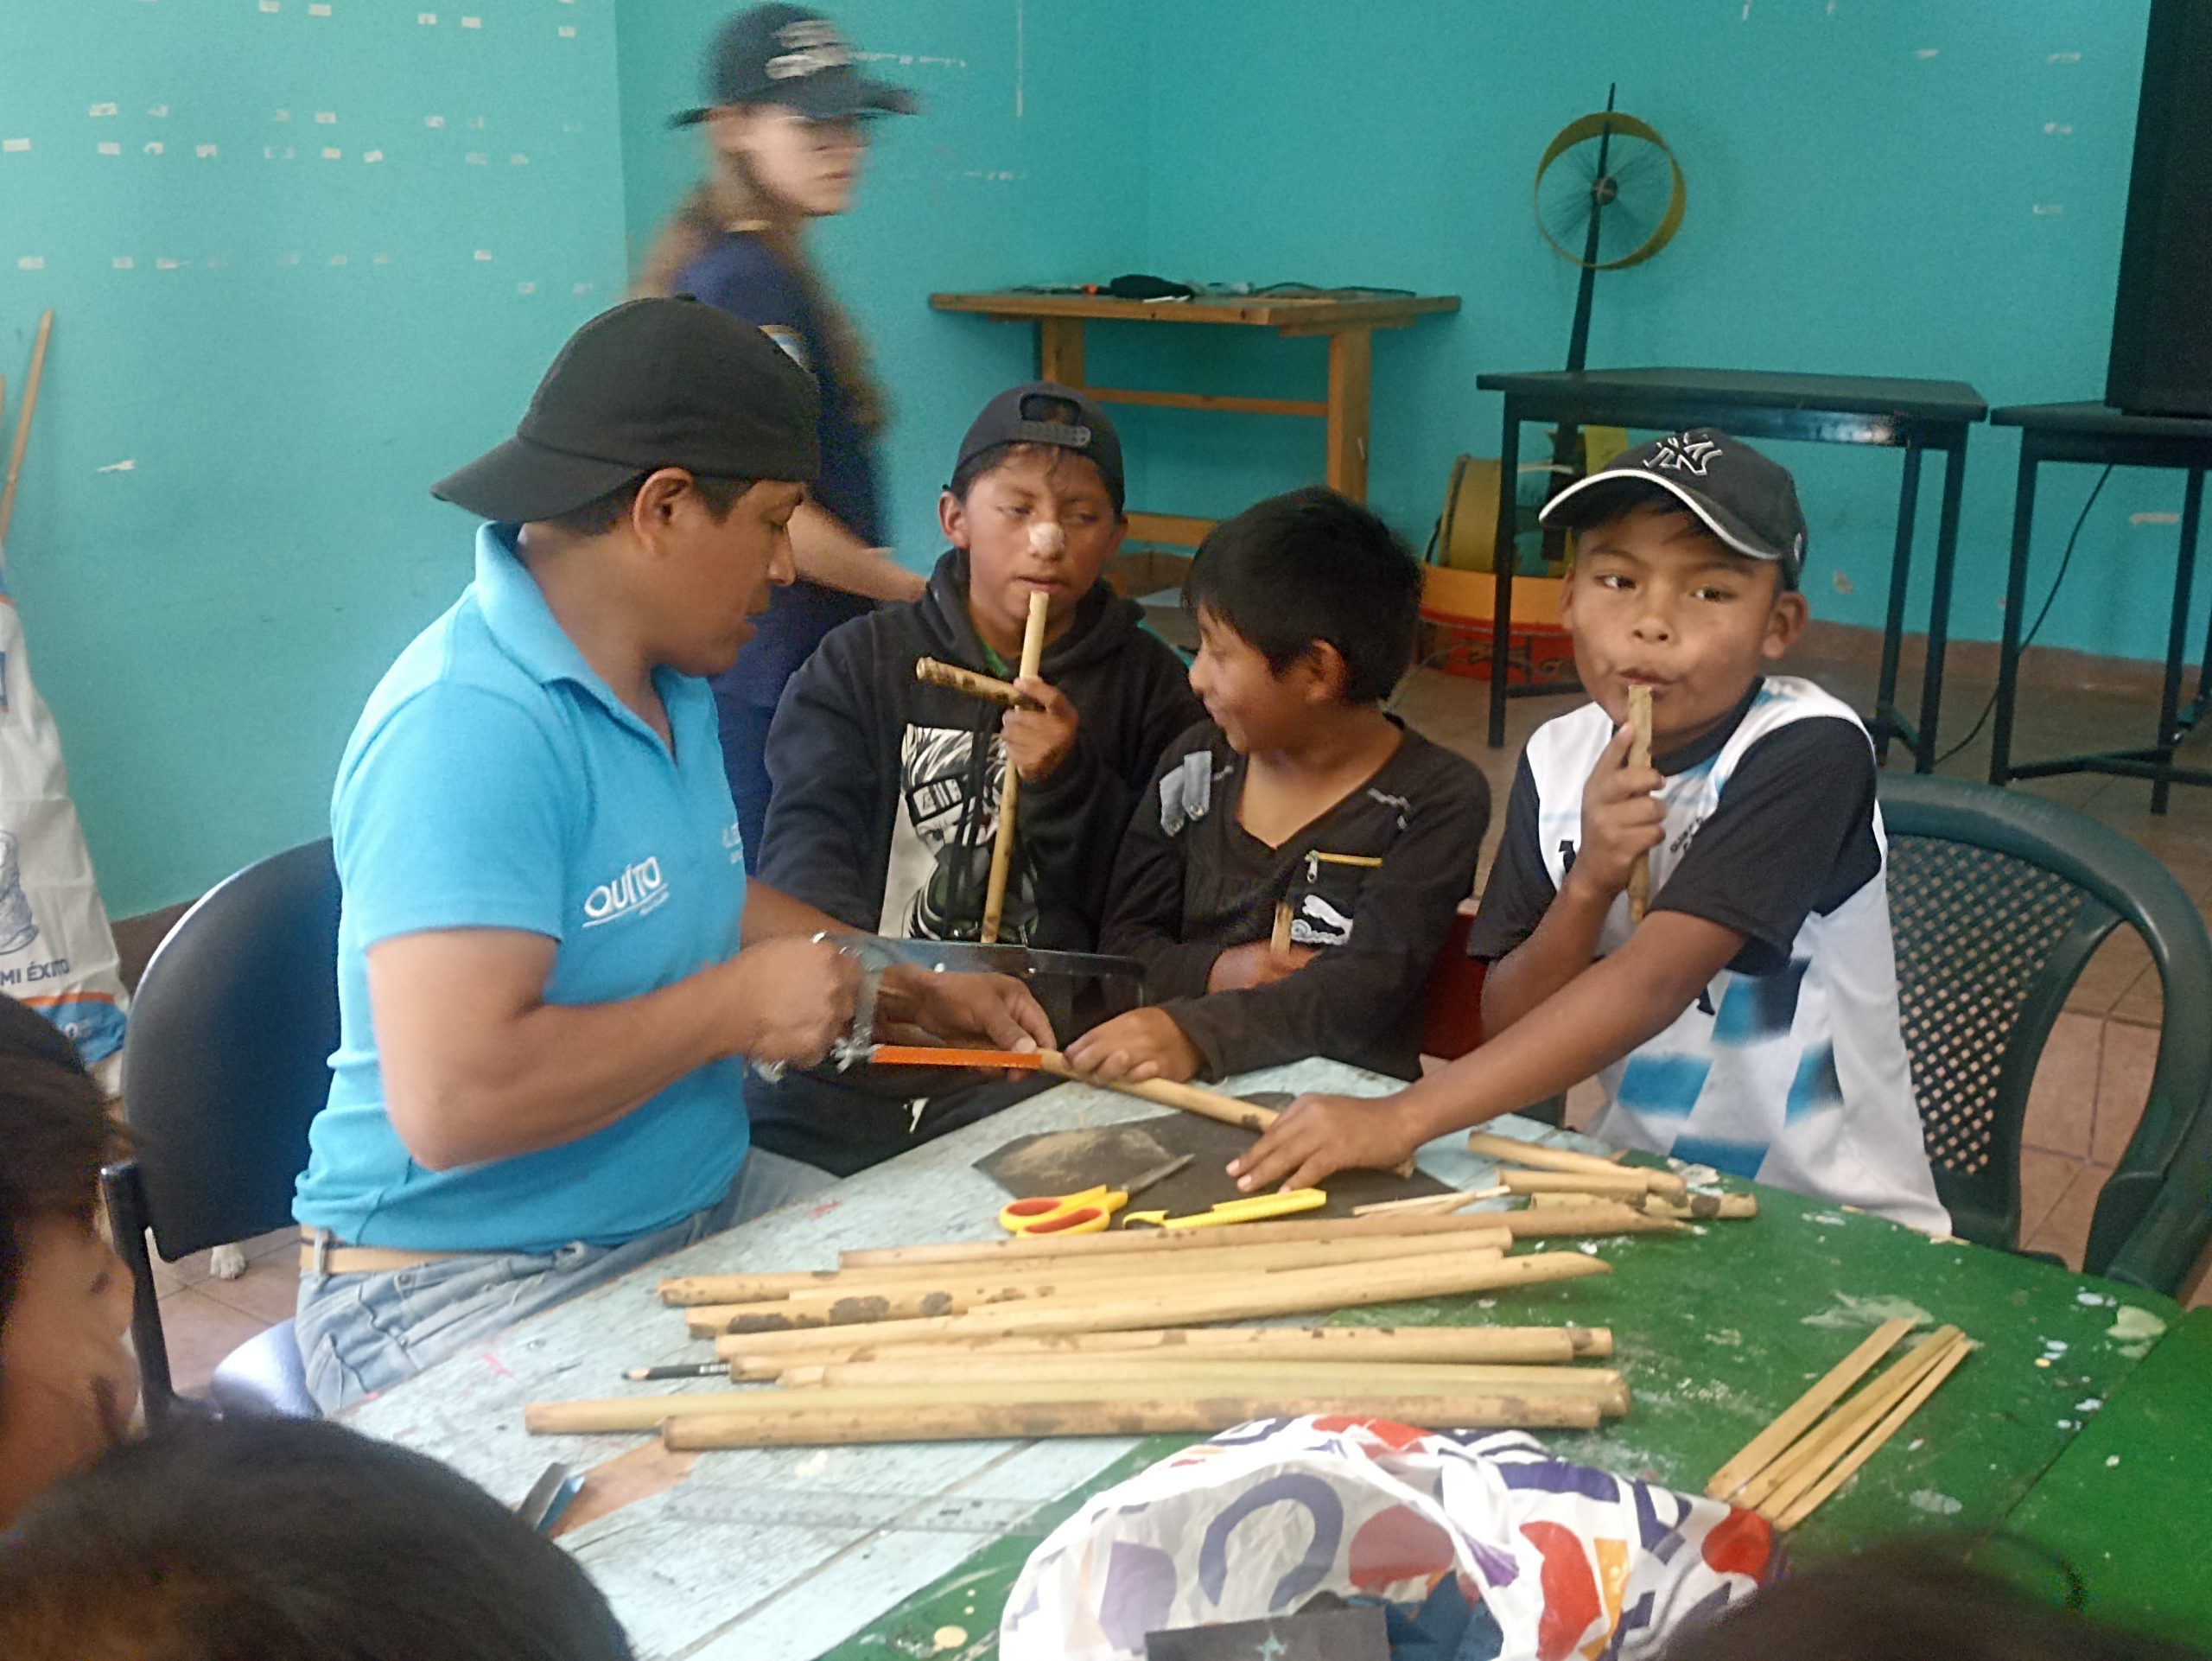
[751,384,1202,1171]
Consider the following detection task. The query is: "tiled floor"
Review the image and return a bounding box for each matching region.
[140,633,2212,1395]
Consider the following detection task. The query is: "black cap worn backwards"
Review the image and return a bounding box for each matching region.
[671,5,918,126]
[953,382,1126,511]
[1540,427,1808,583]
[432,297,821,525]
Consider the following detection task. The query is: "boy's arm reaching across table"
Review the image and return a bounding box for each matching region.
[1227,908,1745,1193]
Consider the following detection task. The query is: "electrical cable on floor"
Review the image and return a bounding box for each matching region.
[1934,464,2115,769]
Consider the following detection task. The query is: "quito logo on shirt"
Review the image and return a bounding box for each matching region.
[583,856,669,927]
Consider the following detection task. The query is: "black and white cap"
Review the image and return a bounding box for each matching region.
[671,5,918,126]
[1541,428,1808,581]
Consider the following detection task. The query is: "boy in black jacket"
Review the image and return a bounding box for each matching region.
[1067,488,1490,1087]
[752,384,1201,1171]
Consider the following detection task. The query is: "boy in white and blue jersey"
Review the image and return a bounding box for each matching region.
[1230,430,1948,1234]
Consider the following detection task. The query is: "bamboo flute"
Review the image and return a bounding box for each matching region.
[1626,684,1653,922]
[980,590,1049,943]
[914,656,1039,710]
[661,1391,1604,1449]
[662,1226,1516,1307]
[687,1236,1520,1338]
[697,1249,1608,1355]
[719,1321,1615,1374]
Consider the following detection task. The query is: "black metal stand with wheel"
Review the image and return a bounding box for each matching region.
[1474,368,1986,769]
[1988,403,2212,814]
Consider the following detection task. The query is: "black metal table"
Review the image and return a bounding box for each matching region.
[1989,402,2212,814]
[1473,368,1987,767]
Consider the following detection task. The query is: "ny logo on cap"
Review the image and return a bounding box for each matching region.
[1648,432,1720,476]
[768,19,853,80]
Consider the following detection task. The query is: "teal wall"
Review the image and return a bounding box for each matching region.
[1,1,2185,915]
[614,0,1156,566]
[1117,0,2172,665]
[0,0,629,917]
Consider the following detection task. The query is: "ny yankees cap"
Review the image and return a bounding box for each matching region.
[433,297,821,524]
[953,382,1127,512]
[671,5,918,125]
[1541,428,1808,583]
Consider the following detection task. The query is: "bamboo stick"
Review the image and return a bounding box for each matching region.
[1645,1193,1758,1221]
[687,1238,1513,1338]
[794,1355,1630,1416]
[705,1250,1609,1358]
[720,1322,1615,1375]
[1270,901,1295,959]
[1503,1168,1689,1204]
[1706,1317,1914,1501]
[839,1209,1575,1270]
[968,1250,1609,1339]
[1745,1328,1963,1518]
[981,591,1049,944]
[914,655,1039,710]
[1465,1132,1627,1177]
[1770,1335,1973,1531]
[530,1376,1612,1437]
[1626,684,1653,923]
[660,1391,1605,1449]
[664,1226,1519,1306]
[0,309,54,550]
[1496,1201,1683,1238]
[1034,1053,1279,1132]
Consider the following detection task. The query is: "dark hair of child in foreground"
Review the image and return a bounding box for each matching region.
[0,1416,634,1661]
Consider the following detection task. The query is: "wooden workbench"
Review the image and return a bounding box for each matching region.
[929,290,1459,548]
[341,1059,2180,1660]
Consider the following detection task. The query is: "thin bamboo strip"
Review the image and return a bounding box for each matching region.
[720,1322,1615,1374]
[1351,1187,1509,1219]
[660,1391,1605,1449]
[1737,1327,1962,1513]
[1706,1318,1914,1500]
[1770,1336,1974,1531]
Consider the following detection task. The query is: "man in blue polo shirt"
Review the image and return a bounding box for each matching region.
[294,299,1051,1412]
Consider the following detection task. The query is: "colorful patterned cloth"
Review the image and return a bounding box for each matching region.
[1001,1418,1780,1660]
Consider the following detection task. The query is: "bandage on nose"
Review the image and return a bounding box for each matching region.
[1027,522,1065,557]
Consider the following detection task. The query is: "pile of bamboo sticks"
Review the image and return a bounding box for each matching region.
[1705,1317,1973,1531]
[525,1208,1661,1450]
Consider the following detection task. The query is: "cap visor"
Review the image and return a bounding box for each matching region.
[431,436,645,525]
[780,71,918,118]
[1540,469,1788,564]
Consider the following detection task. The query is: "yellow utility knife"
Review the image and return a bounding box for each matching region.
[1121,1188,1328,1230]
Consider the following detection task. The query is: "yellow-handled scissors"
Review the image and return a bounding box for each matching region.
[998,1155,1192,1237]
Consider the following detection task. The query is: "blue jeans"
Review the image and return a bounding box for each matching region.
[296,1149,833,1414]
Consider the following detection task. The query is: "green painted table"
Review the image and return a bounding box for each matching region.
[342,1059,2182,1659]
[1993,1306,2212,1644]
[825,1070,2181,1658]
